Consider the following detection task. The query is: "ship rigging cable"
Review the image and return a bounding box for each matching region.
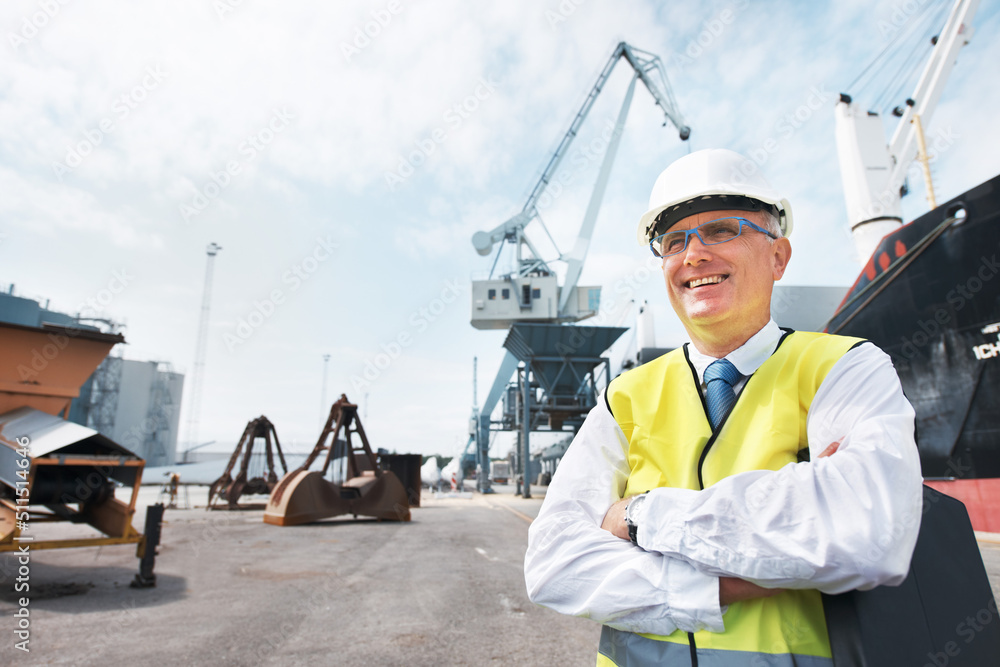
[845,0,952,111]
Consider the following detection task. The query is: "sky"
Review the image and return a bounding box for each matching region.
[2,0,999,460]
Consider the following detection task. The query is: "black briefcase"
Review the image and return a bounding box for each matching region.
[823,485,1000,666]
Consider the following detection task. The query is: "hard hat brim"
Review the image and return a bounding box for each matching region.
[638,194,793,245]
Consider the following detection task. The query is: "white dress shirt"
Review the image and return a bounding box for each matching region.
[523,320,923,637]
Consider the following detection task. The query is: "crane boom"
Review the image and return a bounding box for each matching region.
[558,74,638,314]
[519,42,690,222]
[470,41,689,329]
[470,43,689,259]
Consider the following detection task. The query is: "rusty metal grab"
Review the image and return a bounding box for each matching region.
[264,395,410,526]
[208,415,287,510]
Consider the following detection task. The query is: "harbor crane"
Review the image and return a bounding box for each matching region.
[835,0,978,262]
[467,41,690,493]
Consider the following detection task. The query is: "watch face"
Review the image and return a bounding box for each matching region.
[625,496,639,523]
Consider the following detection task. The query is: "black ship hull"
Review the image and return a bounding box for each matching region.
[827,174,1000,489]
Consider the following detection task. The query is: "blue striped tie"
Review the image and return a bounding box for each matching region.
[704,358,741,431]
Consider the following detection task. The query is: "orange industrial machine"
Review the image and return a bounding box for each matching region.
[263,394,410,526]
[208,415,287,510]
[0,321,163,587]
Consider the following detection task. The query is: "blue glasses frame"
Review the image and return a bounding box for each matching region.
[649,217,778,258]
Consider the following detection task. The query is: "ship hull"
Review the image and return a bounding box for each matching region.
[828,174,1000,529]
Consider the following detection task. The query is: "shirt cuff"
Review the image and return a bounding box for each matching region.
[659,557,724,633]
[636,486,696,554]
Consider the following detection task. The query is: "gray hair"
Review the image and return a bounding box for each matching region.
[749,208,782,240]
[764,210,783,238]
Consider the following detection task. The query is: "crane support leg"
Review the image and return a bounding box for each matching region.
[521,364,532,499]
[476,350,520,493]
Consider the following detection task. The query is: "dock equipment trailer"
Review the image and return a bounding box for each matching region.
[0,321,163,587]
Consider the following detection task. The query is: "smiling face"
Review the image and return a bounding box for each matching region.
[661,208,792,357]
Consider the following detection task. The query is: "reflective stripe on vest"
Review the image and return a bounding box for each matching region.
[603,330,863,666]
[599,626,834,666]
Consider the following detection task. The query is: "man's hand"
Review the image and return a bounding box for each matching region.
[601,496,632,540]
[719,577,784,605]
[818,440,840,458]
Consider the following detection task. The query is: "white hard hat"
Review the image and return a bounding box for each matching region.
[636,148,793,245]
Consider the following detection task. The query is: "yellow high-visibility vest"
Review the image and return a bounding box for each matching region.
[599,330,863,666]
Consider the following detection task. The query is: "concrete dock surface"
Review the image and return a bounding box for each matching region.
[0,484,598,666]
[1,483,999,666]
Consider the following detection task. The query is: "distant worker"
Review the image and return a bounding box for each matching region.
[160,471,181,509]
[523,149,923,665]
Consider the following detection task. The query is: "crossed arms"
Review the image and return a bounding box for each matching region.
[523,344,923,636]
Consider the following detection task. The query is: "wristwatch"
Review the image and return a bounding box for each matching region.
[624,493,648,545]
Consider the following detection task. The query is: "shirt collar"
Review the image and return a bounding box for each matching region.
[686,319,783,385]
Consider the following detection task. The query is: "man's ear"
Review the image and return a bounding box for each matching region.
[771,237,792,280]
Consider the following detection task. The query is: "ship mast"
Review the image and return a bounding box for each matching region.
[834,0,978,263]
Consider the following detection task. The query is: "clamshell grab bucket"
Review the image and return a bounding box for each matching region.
[263,395,411,526]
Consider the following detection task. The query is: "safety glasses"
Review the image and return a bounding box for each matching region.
[649,217,777,258]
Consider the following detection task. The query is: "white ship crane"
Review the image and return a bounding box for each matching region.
[835,0,978,263]
[467,41,690,492]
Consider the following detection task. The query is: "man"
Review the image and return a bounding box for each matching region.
[523,149,923,666]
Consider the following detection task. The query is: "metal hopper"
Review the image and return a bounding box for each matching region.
[503,322,627,430]
[264,394,410,526]
[0,321,124,417]
[0,321,162,587]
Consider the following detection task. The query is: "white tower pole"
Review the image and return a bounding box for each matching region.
[320,353,331,429]
[185,242,222,451]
